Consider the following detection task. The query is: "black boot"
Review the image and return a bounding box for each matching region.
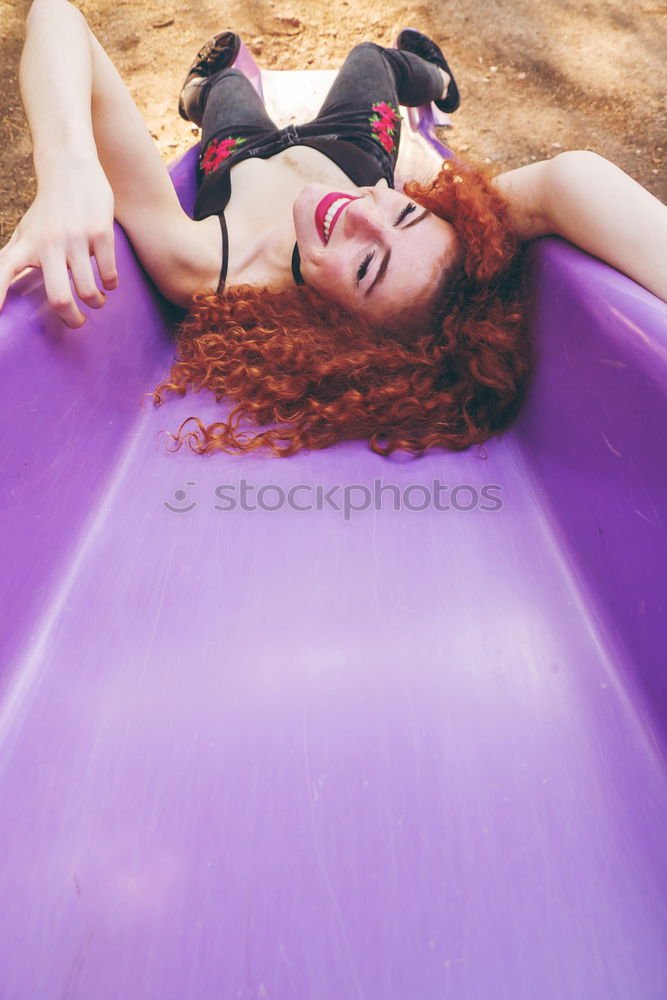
[178,31,242,125]
[396,29,460,113]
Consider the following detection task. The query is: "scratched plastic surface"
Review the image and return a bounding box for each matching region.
[1,56,667,1000]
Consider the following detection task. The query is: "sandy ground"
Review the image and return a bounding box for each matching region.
[1,0,666,243]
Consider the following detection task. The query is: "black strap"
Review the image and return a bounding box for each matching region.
[291,242,306,286]
[217,214,229,294]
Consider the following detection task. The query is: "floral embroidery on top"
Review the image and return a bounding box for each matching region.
[369,101,402,154]
[200,136,247,175]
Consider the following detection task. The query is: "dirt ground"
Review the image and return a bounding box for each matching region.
[1,0,665,243]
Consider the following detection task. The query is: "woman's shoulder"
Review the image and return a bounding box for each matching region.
[131,213,224,308]
[491,160,554,240]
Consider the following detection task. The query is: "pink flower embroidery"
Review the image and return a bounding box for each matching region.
[378,131,395,153]
[368,101,402,155]
[200,136,247,175]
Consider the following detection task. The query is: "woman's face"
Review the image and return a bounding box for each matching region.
[293,181,459,325]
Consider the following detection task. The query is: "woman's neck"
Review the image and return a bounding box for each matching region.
[222,147,359,289]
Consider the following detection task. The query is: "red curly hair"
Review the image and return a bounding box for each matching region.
[152,160,534,457]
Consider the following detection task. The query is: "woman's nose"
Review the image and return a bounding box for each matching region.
[342,196,383,240]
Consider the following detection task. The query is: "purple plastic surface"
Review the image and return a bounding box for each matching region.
[1,58,667,1000]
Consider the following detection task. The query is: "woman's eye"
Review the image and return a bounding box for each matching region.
[356,251,374,286]
[394,201,417,225]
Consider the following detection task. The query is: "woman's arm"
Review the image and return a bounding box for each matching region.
[0,0,220,327]
[493,151,667,302]
[0,0,116,326]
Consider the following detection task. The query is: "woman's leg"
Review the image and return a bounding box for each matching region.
[310,42,447,167]
[178,33,279,173]
[315,42,445,121]
[199,68,278,148]
[193,68,279,180]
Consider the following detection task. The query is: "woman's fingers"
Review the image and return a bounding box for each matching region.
[69,242,107,310]
[0,241,30,311]
[92,229,118,291]
[41,247,86,328]
[0,223,118,327]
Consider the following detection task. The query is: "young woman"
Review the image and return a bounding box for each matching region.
[2,0,666,457]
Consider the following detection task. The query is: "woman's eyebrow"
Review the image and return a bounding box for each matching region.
[365,210,429,296]
[402,208,430,230]
[365,249,391,296]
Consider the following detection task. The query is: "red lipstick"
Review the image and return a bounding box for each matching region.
[314,191,361,245]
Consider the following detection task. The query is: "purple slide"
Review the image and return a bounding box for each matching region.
[1,55,667,999]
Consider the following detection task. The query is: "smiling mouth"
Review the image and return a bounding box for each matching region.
[314,192,360,245]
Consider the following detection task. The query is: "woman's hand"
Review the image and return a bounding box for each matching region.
[5,0,219,323]
[0,155,118,328]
